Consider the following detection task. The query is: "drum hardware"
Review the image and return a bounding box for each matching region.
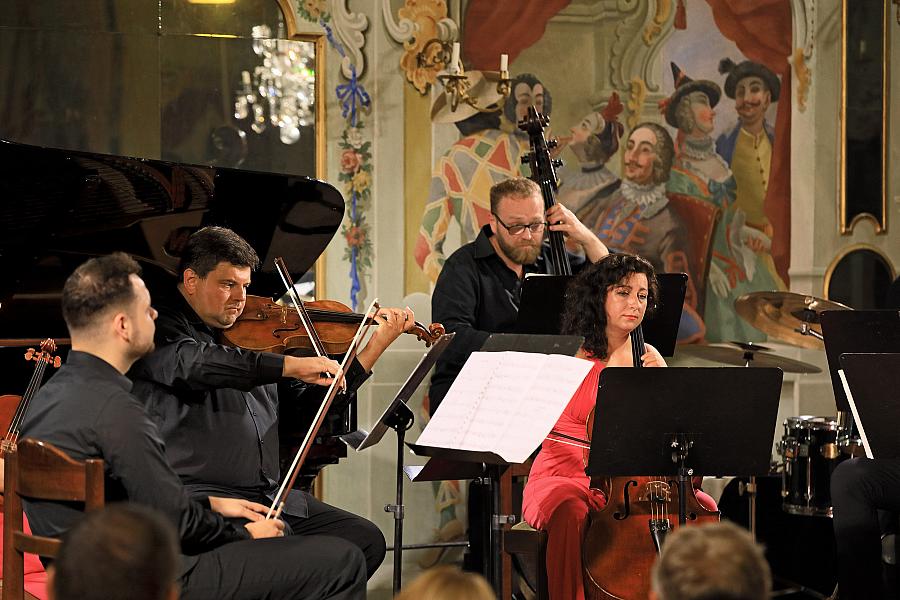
[779,416,849,518]
[677,341,822,374]
[734,291,852,349]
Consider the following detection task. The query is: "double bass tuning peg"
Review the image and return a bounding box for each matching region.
[547,138,558,149]
[520,153,532,166]
[551,159,563,169]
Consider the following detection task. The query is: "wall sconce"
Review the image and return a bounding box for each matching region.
[418,41,511,114]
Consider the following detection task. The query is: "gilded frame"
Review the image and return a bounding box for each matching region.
[277,0,328,298]
[839,0,889,235]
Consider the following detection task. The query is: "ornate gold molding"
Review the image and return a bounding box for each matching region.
[643,0,672,45]
[823,243,896,299]
[792,47,811,112]
[627,77,647,129]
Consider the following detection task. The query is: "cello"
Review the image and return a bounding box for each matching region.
[581,327,719,599]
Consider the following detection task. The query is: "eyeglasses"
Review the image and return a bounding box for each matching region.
[492,213,547,236]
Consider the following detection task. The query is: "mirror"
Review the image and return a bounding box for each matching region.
[0,0,329,298]
[840,0,889,234]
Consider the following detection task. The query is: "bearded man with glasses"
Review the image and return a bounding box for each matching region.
[425,176,607,573]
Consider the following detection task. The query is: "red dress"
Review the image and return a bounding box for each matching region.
[522,359,717,600]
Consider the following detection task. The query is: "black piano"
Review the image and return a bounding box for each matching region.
[0,0,356,489]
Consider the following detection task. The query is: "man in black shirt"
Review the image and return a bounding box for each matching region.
[429,176,609,410]
[22,253,365,599]
[129,226,414,579]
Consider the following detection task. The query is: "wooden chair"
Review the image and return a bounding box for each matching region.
[2,440,104,600]
[666,193,722,316]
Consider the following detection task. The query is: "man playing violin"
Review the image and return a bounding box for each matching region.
[22,253,365,599]
[129,226,415,582]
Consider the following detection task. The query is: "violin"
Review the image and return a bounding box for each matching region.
[1,339,62,455]
[519,104,570,276]
[221,295,445,354]
[580,328,719,599]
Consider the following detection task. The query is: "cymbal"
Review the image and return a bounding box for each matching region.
[677,343,822,374]
[734,291,852,349]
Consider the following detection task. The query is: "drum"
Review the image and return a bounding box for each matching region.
[779,416,848,517]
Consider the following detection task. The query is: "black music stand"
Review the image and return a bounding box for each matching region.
[514,272,687,357]
[586,367,782,529]
[407,333,584,595]
[839,353,900,459]
[821,310,900,412]
[341,333,454,595]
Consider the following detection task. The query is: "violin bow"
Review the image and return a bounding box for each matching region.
[265,298,380,520]
[274,257,329,358]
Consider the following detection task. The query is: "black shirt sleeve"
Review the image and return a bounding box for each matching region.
[132,307,285,392]
[431,253,492,364]
[93,393,251,553]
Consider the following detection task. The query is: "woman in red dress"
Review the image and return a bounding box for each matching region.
[522,254,717,600]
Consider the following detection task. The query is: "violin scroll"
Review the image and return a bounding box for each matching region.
[409,322,446,347]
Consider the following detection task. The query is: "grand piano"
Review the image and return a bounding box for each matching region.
[0,0,355,489]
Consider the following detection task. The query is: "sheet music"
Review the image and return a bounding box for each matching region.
[839,369,874,459]
[416,351,593,463]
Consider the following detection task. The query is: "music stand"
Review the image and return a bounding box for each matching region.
[821,310,900,411]
[341,333,454,595]
[586,367,782,528]
[839,353,900,459]
[407,333,584,595]
[514,273,686,357]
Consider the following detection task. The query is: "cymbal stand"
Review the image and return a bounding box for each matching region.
[795,309,825,341]
[738,477,758,541]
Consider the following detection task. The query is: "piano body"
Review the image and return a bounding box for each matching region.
[0,0,353,489]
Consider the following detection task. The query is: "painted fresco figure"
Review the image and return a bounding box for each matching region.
[415,73,551,283]
[715,59,787,303]
[578,122,704,342]
[556,92,624,217]
[662,62,776,343]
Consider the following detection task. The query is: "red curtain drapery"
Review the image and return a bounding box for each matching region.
[706,0,793,285]
[461,0,571,71]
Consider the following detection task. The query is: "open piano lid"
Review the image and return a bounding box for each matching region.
[0,139,345,345]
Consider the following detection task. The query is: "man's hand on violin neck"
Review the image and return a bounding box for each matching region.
[283,355,344,389]
[356,306,416,372]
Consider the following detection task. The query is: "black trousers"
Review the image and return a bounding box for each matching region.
[831,457,900,600]
[180,535,366,600]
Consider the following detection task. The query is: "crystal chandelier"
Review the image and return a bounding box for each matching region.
[234,25,315,145]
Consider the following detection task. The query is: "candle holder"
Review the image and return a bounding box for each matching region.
[437,67,511,114]
[416,39,510,114]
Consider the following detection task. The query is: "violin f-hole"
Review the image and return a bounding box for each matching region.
[613,479,638,520]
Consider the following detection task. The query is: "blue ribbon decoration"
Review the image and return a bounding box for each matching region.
[321,18,367,309]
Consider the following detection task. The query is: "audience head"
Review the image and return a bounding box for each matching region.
[62,253,156,364]
[177,226,259,329]
[395,566,495,600]
[562,253,658,359]
[650,521,771,600]
[488,177,545,266]
[49,504,180,600]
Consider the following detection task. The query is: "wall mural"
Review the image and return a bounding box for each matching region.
[410,0,794,345]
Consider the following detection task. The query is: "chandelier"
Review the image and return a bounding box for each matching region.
[234,25,315,145]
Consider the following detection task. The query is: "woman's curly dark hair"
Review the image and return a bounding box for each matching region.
[561,254,659,359]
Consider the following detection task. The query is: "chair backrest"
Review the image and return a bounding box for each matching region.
[666,193,722,316]
[2,439,104,600]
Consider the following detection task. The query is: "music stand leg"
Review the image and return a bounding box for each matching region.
[384,412,414,595]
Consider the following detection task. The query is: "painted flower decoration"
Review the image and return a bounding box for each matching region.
[340,149,363,174]
[351,170,371,194]
[301,0,328,21]
[346,127,364,149]
[345,225,367,248]
[398,0,449,94]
